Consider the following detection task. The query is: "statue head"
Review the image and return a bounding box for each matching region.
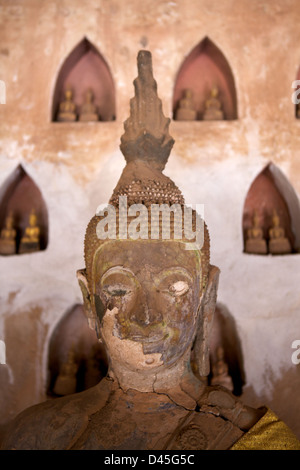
[272,209,280,227]
[84,88,93,103]
[252,210,260,227]
[64,86,73,101]
[5,212,14,229]
[77,51,219,390]
[211,86,219,98]
[183,88,193,99]
[29,209,37,227]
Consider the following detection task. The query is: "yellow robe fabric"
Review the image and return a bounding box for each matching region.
[231,408,300,450]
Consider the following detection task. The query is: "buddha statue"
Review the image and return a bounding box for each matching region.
[175,89,197,121]
[245,210,267,255]
[210,346,234,392]
[2,51,300,451]
[79,88,99,122]
[19,209,40,254]
[53,347,78,397]
[0,212,17,255]
[57,86,77,122]
[203,86,224,121]
[268,210,292,255]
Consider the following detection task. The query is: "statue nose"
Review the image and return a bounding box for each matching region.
[132,288,162,326]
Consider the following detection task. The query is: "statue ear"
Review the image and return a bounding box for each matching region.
[194,265,220,377]
[76,269,98,332]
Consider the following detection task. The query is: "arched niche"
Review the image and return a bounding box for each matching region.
[173,37,237,121]
[208,304,245,397]
[47,304,108,397]
[0,164,48,255]
[242,163,300,254]
[52,37,116,122]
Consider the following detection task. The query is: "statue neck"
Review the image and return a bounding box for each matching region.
[108,348,204,402]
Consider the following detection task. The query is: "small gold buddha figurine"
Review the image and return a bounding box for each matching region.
[57,86,77,122]
[0,212,17,255]
[53,348,78,397]
[211,346,234,392]
[268,210,292,255]
[175,88,197,121]
[245,210,267,254]
[79,88,99,122]
[19,209,40,254]
[203,86,224,121]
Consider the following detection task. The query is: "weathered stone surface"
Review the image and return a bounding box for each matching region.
[0,0,299,440]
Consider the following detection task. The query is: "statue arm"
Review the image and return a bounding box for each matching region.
[1,397,89,450]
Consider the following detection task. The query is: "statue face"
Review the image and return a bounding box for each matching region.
[91,240,203,371]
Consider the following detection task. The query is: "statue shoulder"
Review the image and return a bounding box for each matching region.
[1,378,113,450]
[197,385,265,432]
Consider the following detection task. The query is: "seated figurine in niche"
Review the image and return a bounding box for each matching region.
[203,86,224,121]
[245,210,267,255]
[2,51,300,451]
[19,209,40,254]
[0,212,17,255]
[175,88,197,121]
[268,210,292,255]
[53,347,78,397]
[57,86,77,122]
[210,346,234,392]
[79,88,99,122]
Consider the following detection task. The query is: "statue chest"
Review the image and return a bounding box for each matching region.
[70,393,243,450]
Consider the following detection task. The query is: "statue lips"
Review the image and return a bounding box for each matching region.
[130,331,169,344]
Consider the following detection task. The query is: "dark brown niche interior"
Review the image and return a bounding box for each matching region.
[52,37,116,122]
[47,304,108,397]
[208,304,246,397]
[173,37,237,120]
[0,164,48,254]
[242,163,300,254]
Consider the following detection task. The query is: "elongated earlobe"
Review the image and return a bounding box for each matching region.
[76,269,99,333]
[194,265,220,377]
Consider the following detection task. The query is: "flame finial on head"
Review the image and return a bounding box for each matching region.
[120,50,175,172]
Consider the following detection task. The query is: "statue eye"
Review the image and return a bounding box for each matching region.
[169,281,189,297]
[105,286,130,297]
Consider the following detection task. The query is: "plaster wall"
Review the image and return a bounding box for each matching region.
[0,0,300,438]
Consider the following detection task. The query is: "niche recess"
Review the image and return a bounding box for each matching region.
[242,163,300,254]
[173,37,237,121]
[0,164,48,254]
[52,37,116,122]
[208,304,245,396]
[47,304,108,397]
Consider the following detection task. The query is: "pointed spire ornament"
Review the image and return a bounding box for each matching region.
[120,50,174,170]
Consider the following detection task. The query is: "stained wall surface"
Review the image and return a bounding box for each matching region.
[0,0,300,440]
